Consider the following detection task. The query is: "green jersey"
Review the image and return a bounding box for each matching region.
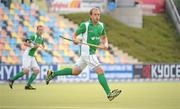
[27,34,44,57]
[76,19,106,55]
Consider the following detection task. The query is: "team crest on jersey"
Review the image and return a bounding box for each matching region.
[89,29,93,32]
[91,37,95,40]
[91,36,100,40]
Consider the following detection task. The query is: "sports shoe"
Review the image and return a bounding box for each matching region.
[25,85,36,90]
[46,70,54,85]
[107,89,122,101]
[8,79,14,89]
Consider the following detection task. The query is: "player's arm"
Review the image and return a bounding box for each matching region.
[99,23,108,50]
[24,35,38,48]
[24,39,33,47]
[40,41,45,49]
[29,35,44,49]
[73,22,86,45]
[24,35,39,48]
[72,33,81,45]
[24,39,39,48]
[35,40,45,50]
[99,35,109,50]
[39,39,50,51]
[42,43,45,49]
[33,43,40,49]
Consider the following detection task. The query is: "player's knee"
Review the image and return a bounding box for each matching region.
[72,67,81,75]
[23,69,29,74]
[34,70,40,74]
[32,68,40,74]
[95,67,104,74]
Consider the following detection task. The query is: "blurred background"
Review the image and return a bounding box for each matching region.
[0,0,180,109]
[0,0,180,82]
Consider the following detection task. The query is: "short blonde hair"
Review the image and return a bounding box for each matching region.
[37,25,43,30]
[89,8,100,15]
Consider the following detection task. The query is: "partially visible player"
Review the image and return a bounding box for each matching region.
[46,8,121,101]
[8,25,45,90]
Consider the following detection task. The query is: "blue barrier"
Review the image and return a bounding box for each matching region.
[0,64,179,83]
[0,64,133,82]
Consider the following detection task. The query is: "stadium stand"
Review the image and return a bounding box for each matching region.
[0,3,126,64]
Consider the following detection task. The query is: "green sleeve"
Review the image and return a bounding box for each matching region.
[42,38,44,45]
[30,35,35,41]
[102,23,106,36]
[75,22,86,35]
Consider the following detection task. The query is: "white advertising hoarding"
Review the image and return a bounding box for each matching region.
[50,0,107,13]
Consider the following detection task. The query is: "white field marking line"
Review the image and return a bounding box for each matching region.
[0,106,80,109]
[0,106,137,109]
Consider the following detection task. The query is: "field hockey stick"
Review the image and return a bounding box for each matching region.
[25,39,50,51]
[35,44,50,52]
[59,35,104,49]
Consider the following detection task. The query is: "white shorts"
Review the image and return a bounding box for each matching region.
[75,55,101,70]
[22,50,39,70]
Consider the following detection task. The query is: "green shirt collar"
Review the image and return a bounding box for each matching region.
[36,33,40,37]
[88,19,99,25]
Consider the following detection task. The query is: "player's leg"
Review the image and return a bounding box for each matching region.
[52,56,87,76]
[8,69,29,89]
[96,67,121,101]
[25,68,39,90]
[87,55,111,95]
[107,89,122,101]
[46,56,87,84]
[25,57,40,90]
[46,66,82,84]
[88,55,121,101]
[8,53,31,89]
[96,67,111,95]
